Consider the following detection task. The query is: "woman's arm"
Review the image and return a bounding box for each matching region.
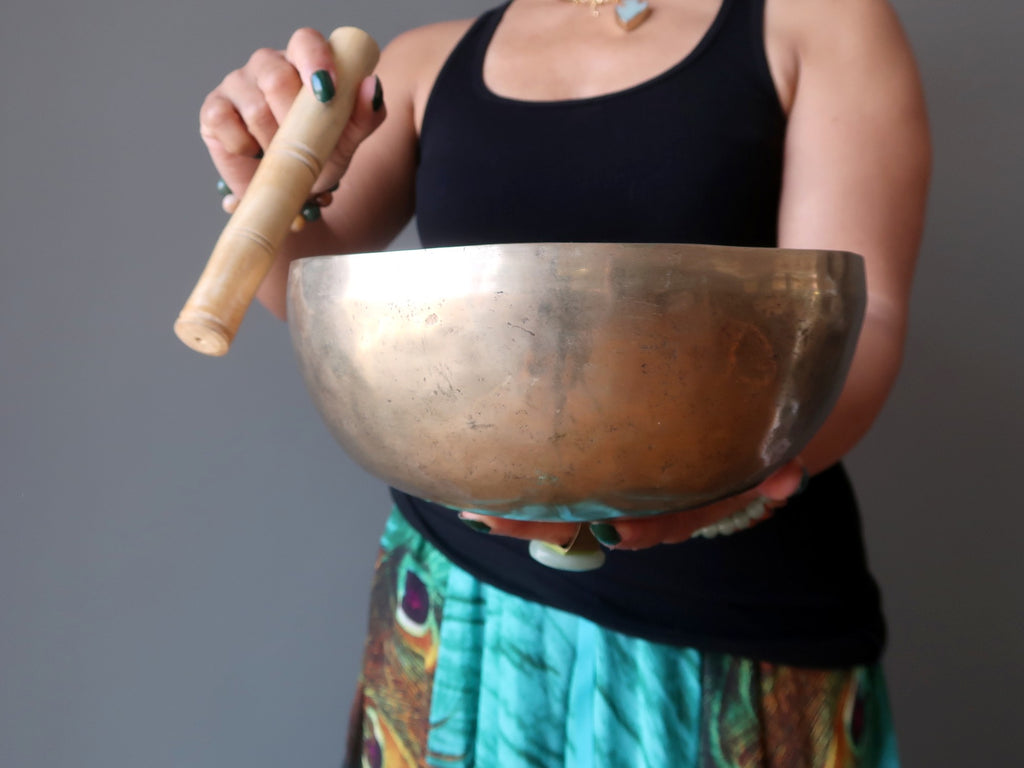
[774,0,931,474]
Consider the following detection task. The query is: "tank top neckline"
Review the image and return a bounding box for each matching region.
[474,0,734,108]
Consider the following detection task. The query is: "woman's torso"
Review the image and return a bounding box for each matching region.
[394,0,887,667]
[415,0,786,248]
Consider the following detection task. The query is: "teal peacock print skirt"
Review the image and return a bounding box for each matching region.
[343,508,900,768]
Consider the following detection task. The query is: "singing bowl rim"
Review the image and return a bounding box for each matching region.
[288,241,864,272]
[287,242,866,521]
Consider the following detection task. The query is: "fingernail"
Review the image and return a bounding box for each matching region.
[216,178,232,198]
[460,518,491,534]
[372,76,384,111]
[795,467,810,496]
[253,149,264,160]
[311,70,334,102]
[589,523,621,547]
[300,203,321,222]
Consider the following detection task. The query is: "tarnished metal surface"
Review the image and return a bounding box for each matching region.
[287,243,865,521]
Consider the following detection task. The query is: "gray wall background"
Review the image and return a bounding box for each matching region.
[1,0,1020,765]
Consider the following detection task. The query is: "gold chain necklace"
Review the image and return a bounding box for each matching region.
[564,0,652,31]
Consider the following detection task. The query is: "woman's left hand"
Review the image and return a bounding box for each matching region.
[458,459,807,550]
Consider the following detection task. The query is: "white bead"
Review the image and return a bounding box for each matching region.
[745,499,768,519]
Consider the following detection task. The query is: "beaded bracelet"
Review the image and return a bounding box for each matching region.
[690,497,771,538]
[217,178,337,233]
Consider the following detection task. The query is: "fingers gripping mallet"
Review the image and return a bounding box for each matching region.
[175,28,380,356]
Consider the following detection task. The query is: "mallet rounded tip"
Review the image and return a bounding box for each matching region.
[174,317,233,357]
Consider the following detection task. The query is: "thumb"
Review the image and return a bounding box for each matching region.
[317,74,386,192]
[755,459,808,502]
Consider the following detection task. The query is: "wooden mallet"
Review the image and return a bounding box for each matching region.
[175,27,380,356]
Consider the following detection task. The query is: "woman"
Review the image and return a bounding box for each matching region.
[200,0,929,764]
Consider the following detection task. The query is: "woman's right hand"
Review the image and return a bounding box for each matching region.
[198,27,386,208]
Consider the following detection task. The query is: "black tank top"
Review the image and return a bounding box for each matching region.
[399,0,885,667]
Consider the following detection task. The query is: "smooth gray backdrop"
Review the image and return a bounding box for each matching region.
[1,0,1020,765]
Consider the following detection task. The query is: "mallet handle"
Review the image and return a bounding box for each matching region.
[174,27,380,356]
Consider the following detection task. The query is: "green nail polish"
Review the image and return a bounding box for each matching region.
[590,523,621,547]
[372,76,384,111]
[301,203,321,222]
[461,519,491,534]
[795,468,810,496]
[216,178,232,198]
[311,70,334,102]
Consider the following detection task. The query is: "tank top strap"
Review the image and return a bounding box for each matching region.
[419,3,511,147]
[703,0,780,102]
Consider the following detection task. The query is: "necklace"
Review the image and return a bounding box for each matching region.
[565,0,652,31]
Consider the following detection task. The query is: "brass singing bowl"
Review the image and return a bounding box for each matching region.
[287,243,865,522]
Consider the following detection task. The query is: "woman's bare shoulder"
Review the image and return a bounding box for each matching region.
[374,18,475,122]
[772,0,918,55]
[767,0,922,111]
[378,19,475,85]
